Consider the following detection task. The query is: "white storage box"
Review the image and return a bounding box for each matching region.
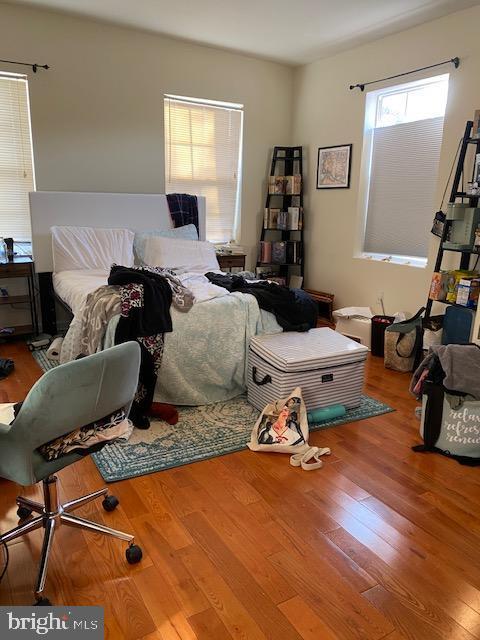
[247,328,368,412]
[333,313,372,349]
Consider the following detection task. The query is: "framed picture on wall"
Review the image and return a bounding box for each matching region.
[316,144,352,189]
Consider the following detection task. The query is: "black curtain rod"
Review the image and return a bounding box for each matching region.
[349,57,459,92]
[0,59,50,73]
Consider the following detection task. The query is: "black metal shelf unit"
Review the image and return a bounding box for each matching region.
[257,146,304,284]
[425,121,480,319]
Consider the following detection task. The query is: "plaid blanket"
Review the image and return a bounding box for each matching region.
[166,193,199,234]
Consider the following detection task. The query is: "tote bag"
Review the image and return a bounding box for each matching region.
[248,386,309,454]
[384,307,425,373]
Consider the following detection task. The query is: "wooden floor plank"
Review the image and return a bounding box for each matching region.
[327,527,480,639]
[187,608,234,640]
[363,584,474,640]
[181,510,303,640]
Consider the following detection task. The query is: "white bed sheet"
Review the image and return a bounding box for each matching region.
[52,269,229,314]
[53,269,109,315]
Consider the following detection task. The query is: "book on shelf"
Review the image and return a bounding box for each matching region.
[272,241,286,264]
[264,207,302,230]
[285,174,302,195]
[263,208,269,228]
[287,207,300,230]
[286,241,295,264]
[268,176,286,194]
[264,208,280,229]
[259,240,301,265]
[278,210,287,230]
[268,175,302,196]
[259,241,272,263]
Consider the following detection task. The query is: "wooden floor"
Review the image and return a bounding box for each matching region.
[1,341,480,640]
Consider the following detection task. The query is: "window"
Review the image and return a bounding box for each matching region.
[358,74,449,266]
[164,94,243,243]
[0,73,35,242]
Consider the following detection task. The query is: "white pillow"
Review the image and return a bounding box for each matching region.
[143,236,219,273]
[52,226,135,273]
[134,224,198,265]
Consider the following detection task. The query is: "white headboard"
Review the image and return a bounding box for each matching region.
[29,191,207,272]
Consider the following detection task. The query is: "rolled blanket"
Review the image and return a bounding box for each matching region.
[46,336,63,361]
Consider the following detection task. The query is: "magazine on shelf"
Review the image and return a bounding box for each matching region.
[285,175,302,195]
[269,176,285,194]
[272,241,286,264]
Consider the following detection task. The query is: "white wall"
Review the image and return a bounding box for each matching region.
[293,4,480,315]
[0,3,294,269]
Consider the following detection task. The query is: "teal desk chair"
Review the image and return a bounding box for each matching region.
[0,342,143,605]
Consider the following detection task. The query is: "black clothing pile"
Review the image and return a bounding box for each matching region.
[0,358,14,380]
[108,265,174,428]
[205,273,317,332]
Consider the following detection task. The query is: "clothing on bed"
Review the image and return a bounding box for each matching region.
[79,284,122,356]
[167,193,199,235]
[107,265,194,428]
[205,273,318,332]
[59,268,283,406]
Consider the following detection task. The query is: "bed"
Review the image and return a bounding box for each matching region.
[30,192,282,405]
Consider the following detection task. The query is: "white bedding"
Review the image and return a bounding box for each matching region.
[53,269,231,313]
[55,268,282,405]
[53,269,110,315]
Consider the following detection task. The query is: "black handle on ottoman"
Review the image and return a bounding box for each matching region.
[252,367,272,386]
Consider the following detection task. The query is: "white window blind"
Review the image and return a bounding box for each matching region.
[164,95,243,243]
[360,74,448,261]
[364,116,444,258]
[0,74,35,241]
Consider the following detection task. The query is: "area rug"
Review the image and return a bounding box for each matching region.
[32,349,394,482]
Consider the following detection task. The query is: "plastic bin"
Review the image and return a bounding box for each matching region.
[371,315,395,357]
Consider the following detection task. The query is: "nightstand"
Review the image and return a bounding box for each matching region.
[216,253,246,272]
[304,289,335,328]
[0,257,38,339]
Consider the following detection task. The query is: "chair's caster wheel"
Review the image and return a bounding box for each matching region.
[34,597,52,606]
[126,544,142,564]
[102,495,119,512]
[17,506,33,520]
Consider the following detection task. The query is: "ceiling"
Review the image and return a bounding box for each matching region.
[8,0,480,64]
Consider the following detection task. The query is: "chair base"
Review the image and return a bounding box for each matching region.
[0,474,141,603]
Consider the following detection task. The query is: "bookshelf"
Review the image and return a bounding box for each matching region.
[256,146,304,287]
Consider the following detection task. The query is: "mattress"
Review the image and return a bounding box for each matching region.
[247,328,368,411]
[53,269,109,315]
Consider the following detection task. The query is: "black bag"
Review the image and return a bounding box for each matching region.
[0,358,14,380]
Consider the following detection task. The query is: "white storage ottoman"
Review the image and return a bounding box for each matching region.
[247,328,368,411]
[333,313,372,349]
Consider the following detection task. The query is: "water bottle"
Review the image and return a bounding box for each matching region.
[0,238,7,263]
[307,404,346,424]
